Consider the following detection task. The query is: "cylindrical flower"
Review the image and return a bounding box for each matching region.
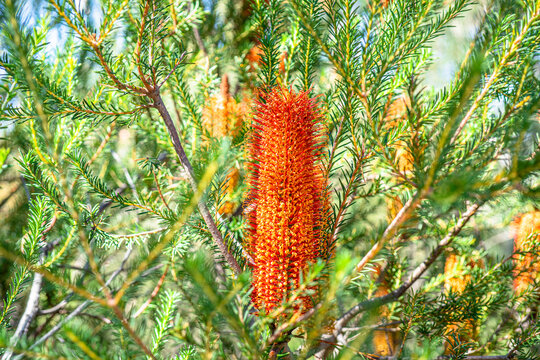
[245,86,328,315]
[372,264,398,356]
[512,210,540,295]
[385,96,413,175]
[218,167,240,216]
[202,74,248,139]
[443,253,484,354]
[384,95,413,221]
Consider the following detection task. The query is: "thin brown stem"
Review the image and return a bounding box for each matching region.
[152,168,172,212]
[135,0,153,91]
[315,201,483,358]
[112,306,156,359]
[354,194,420,273]
[133,265,169,318]
[149,90,242,275]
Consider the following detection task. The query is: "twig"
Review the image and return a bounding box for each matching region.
[150,90,242,275]
[89,121,116,165]
[2,214,58,360]
[111,227,168,239]
[77,312,112,324]
[133,265,169,318]
[2,268,43,360]
[37,297,71,315]
[314,202,483,358]
[267,303,323,345]
[355,195,419,273]
[346,202,480,326]
[139,264,165,278]
[157,58,185,89]
[216,213,253,266]
[192,27,209,60]
[151,167,173,212]
[38,262,92,316]
[437,356,512,360]
[12,248,133,360]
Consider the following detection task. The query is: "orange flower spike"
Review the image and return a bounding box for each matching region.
[202,74,247,138]
[444,253,484,294]
[218,168,240,216]
[246,45,263,73]
[512,210,540,295]
[443,253,484,354]
[384,95,412,222]
[444,254,469,294]
[246,87,327,315]
[385,96,413,174]
[279,51,288,74]
[372,264,399,356]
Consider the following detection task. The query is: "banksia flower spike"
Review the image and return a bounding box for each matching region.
[372,264,399,356]
[202,74,248,139]
[246,86,328,316]
[218,167,240,216]
[512,210,540,296]
[384,95,414,221]
[443,253,484,354]
[386,96,413,175]
[202,75,248,215]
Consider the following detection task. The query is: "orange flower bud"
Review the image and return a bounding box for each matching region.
[512,210,540,295]
[218,168,240,216]
[246,45,264,73]
[202,74,248,138]
[245,86,328,316]
[443,253,484,354]
[386,96,413,174]
[372,264,398,356]
[384,96,412,223]
[246,45,288,76]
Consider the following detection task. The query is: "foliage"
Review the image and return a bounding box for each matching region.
[0,0,539,359]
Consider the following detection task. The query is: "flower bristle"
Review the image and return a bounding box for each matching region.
[512,210,540,295]
[245,86,328,316]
